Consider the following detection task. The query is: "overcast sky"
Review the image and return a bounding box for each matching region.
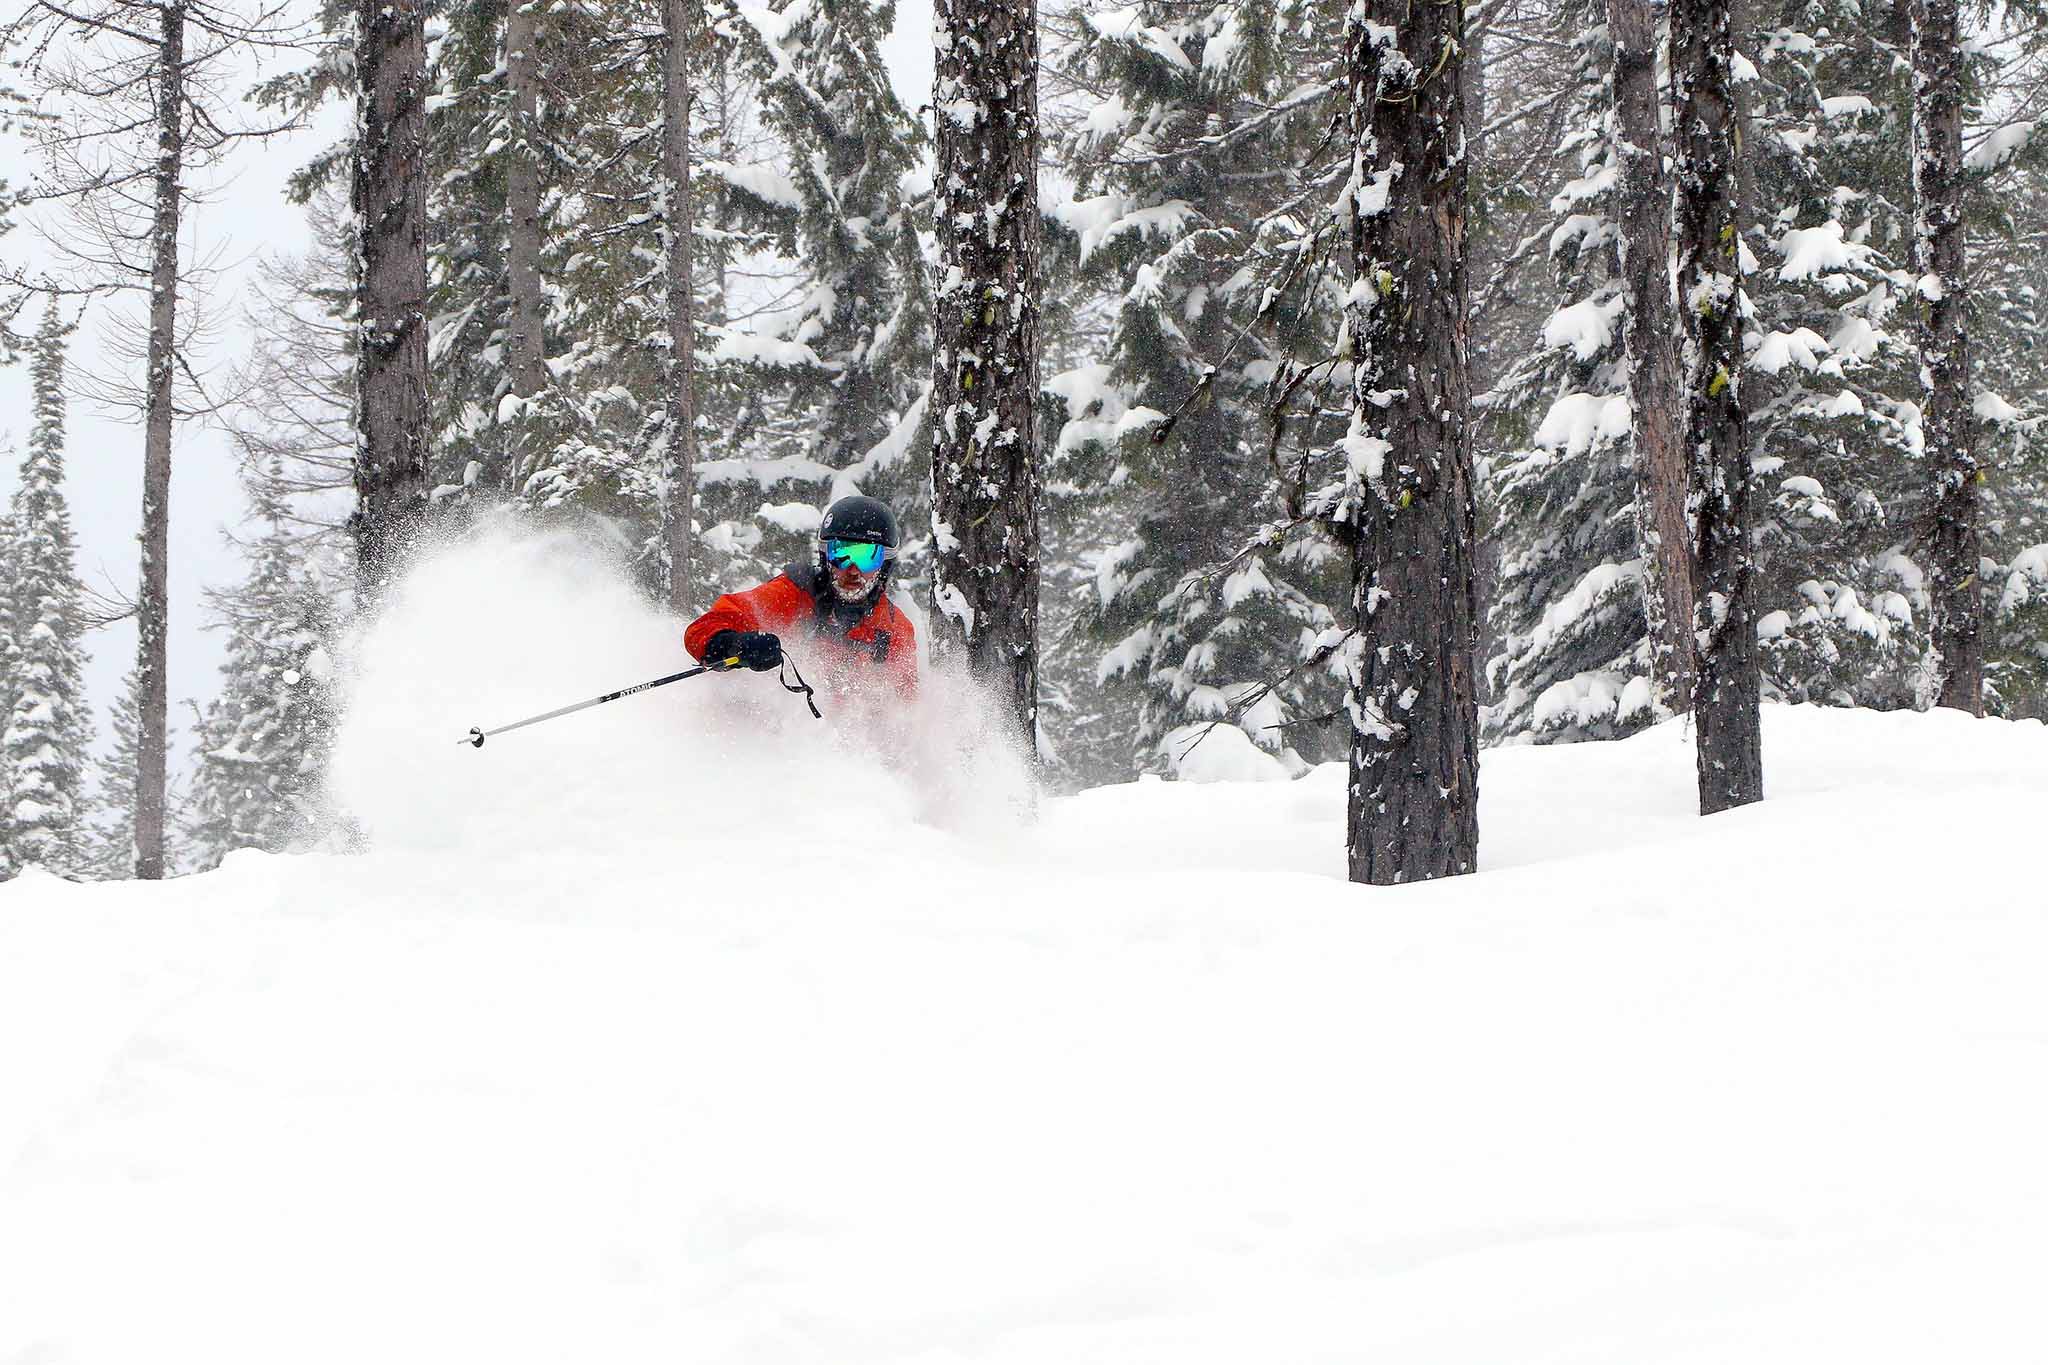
[1,0,935,777]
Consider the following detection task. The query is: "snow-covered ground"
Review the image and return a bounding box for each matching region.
[5,534,2046,1364]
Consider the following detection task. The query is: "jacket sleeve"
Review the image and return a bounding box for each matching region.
[888,609,919,699]
[684,586,769,662]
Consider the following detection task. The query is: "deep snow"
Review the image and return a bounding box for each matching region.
[4,534,2046,1364]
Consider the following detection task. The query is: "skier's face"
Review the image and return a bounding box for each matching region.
[823,537,887,603]
[829,561,880,603]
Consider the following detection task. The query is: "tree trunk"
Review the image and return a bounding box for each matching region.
[1913,0,1981,713]
[663,0,699,614]
[930,0,1042,754]
[352,0,432,600]
[1606,0,1697,709]
[1341,0,1481,884]
[504,0,548,492]
[1462,19,1486,151]
[135,0,186,882]
[1672,0,1762,813]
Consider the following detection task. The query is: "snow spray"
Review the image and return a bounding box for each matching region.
[322,526,1038,862]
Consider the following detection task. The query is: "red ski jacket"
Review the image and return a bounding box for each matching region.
[685,561,919,699]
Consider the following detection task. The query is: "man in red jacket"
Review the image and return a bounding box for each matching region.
[685,494,919,699]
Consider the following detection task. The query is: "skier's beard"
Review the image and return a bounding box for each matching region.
[830,564,879,604]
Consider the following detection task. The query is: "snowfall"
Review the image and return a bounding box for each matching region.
[4,533,2046,1365]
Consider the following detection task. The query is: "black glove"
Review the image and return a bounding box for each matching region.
[703,629,783,673]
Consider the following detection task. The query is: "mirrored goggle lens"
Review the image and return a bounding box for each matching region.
[825,539,887,572]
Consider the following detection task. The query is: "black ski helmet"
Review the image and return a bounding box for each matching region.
[818,494,901,548]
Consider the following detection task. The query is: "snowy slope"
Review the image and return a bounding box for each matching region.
[4,535,2047,1365]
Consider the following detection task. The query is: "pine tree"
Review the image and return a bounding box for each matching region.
[1,305,97,879]
[0,480,19,873]
[1480,0,2039,734]
[930,0,1044,748]
[229,192,358,533]
[6,0,274,879]
[711,0,932,568]
[509,12,793,594]
[502,0,935,600]
[135,0,184,879]
[85,669,172,880]
[662,0,703,609]
[0,150,22,359]
[1046,0,1354,775]
[504,0,552,468]
[362,0,934,601]
[1738,0,1928,712]
[1333,0,1480,881]
[185,460,342,871]
[354,0,433,597]
[1606,0,1695,707]
[1480,14,1660,742]
[415,0,559,503]
[1913,0,1981,710]
[1675,0,1763,812]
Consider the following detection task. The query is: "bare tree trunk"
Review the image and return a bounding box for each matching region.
[1341,0,1481,884]
[134,0,186,882]
[1606,0,1697,708]
[1673,0,1762,813]
[662,0,699,614]
[1913,0,1982,713]
[352,0,432,600]
[504,0,548,492]
[930,0,1041,754]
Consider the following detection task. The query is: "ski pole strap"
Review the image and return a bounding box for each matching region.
[779,655,822,719]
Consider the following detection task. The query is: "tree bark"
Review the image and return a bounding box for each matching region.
[1606,0,1697,709]
[504,0,548,491]
[352,0,432,601]
[930,0,1042,754]
[1913,0,1981,713]
[1673,0,1763,813]
[1341,0,1481,884]
[663,0,699,614]
[134,0,186,882]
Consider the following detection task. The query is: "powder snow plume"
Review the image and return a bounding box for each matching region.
[324,527,1038,869]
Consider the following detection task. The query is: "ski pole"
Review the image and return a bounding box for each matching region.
[458,655,739,748]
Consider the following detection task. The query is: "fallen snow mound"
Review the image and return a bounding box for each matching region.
[4,534,2045,1364]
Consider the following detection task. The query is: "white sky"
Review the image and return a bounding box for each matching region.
[0,0,935,777]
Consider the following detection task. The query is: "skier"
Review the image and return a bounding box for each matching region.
[684,494,919,699]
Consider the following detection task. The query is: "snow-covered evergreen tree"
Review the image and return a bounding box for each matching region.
[183,458,343,872]
[0,473,19,871]
[1,305,96,879]
[1047,0,1353,776]
[417,0,554,503]
[1480,13,1655,743]
[1733,3,1925,710]
[518,4,830,595]
[84,669,172,881]
[741,0,926,463]
[1485,0,2048,734]
[694,0,932,589]
[1983,416,2048,715]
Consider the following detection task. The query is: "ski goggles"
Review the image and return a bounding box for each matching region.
[824,538,890,573]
